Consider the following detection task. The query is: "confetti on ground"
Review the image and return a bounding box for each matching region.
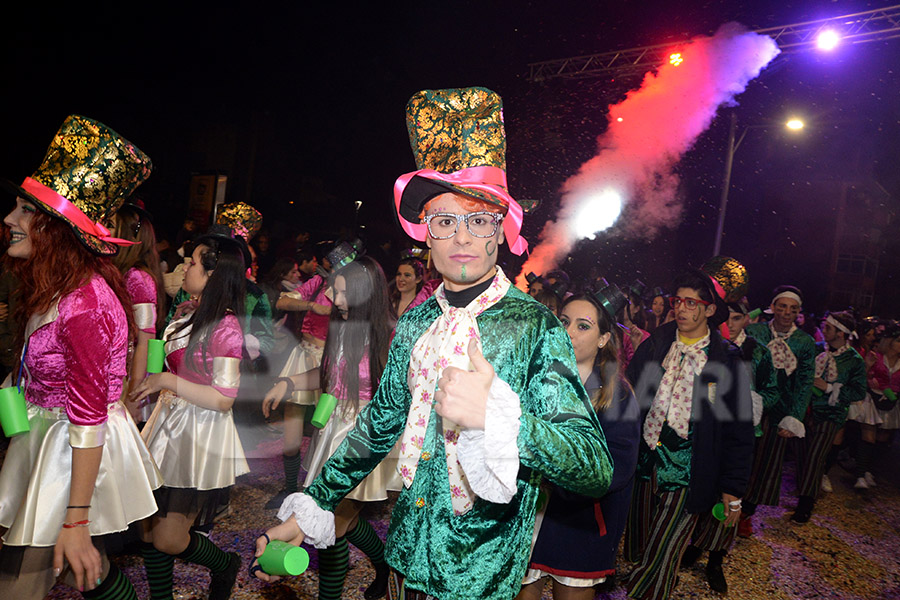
[38,422,900,600]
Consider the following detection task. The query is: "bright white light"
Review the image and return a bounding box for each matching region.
[616,117,624,122]
[816,29,840,51]
[573,191,623,239]
[785,118,804,131]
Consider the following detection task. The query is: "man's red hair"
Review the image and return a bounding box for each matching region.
[419,193,507,220]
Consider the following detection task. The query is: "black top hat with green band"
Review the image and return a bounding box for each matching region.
[327,239,363,272]
[590,283,629,323]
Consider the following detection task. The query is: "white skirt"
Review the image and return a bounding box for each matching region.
[143,392,250,490]
[848,395,883,426]
[279,340,324,405]
[0,402,162,547]
[302,402,401,501]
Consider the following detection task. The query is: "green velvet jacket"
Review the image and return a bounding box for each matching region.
[305,283,612,599]
[740,335,780,437]
[745,323,816,424]
[810,346,867,427]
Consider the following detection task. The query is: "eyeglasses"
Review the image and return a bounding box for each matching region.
[423,212,504,240]
[669,296,712,310]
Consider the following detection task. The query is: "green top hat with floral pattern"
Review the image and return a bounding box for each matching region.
[1,115,152,256]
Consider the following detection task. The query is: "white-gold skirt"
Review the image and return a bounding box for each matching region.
[848,394,900,429]
[302,402,401,501]
[848,395,883,426]
[0,402,162,547]
[279,340,324,405]
[143,393,250,490]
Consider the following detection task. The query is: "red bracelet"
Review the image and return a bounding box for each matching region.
[62,519,90,529]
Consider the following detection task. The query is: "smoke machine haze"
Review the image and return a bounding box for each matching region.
[517,22,780,287]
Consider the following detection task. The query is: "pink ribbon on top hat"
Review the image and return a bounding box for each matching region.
[21,177,136,246]
[393,166,528,256]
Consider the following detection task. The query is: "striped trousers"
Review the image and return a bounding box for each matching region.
[796,418,840,499]
[623,470,699,600]
[744,416,789,507]
[691,511,737,553]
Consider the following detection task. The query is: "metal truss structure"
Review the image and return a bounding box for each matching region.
[527,4,900,82]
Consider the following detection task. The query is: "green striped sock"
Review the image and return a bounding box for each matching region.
[345,519,386,566]
[317,536,349,600]
[81,562,138,600]
[140,542,175,600]
[177,531,230,573]
[284,451,303,493]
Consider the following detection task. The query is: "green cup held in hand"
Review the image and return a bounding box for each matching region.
[0,386,30,437]
[711,502,726,522]
[311,392,338,428]
[147,339,165,374]
[258,540,309,576]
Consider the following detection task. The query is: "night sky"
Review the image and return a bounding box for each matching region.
[4,1,899,314]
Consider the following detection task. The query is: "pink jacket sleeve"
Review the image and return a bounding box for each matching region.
[126,268,158,334]
[61,301,119,427]
[209,314,243,398]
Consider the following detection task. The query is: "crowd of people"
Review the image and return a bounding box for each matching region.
[0,89,895,600]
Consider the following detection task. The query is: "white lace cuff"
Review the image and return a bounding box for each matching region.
[458,375,521,504]
[778,415,806,438]
[750,390,763,427]
[276,493,335,549]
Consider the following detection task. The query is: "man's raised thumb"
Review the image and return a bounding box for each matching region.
[468,338,491,373]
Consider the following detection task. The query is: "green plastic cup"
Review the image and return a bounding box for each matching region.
[147,339,165,374]
[884,388,897,402]
[0,386,30,437]
[257,540,309,576]
[711,502,726,522]
[311,392,338,428]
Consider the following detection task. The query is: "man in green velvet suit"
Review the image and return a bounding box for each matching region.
[252,88,613,600]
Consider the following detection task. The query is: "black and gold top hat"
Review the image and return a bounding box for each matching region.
[216,202,263,242]
[1,115,152,255]
[701,256,749,303]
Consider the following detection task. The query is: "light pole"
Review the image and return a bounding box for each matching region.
[712,112,804,255]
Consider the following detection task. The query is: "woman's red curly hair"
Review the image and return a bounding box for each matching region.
[7,210,136,357]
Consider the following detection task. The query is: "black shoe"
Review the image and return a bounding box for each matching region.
[790,495,814,524]
[264,488,294,510]
[705,560,728,594]
[364,562,390,600]
[595,573,616,593]
[680,545,702,569]
[209,552,241,600]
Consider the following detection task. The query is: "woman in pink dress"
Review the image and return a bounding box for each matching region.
[0,115,161,599]
[260,253,393,600]
[111,198,165,423]
[132,225,250,600]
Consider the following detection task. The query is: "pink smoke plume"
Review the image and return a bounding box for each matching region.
[516,23,780,288]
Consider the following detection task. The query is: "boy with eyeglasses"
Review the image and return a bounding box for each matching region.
[623,269,754,600]
[251,87,612,600]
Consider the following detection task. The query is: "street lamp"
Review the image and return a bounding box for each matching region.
[712,112,805,255]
